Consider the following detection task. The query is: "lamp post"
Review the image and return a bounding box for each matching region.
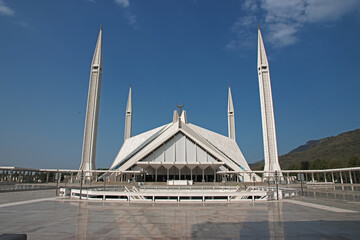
[56,169,60,196]
[80,170,84,200]
[300,173,304,196]
[275,171,279,200]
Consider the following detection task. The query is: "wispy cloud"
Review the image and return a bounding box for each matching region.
[114,0,129,8]
[113,0,139,29]
[226,15,258,49]
[123,10,139,29]
[228,0,360,48]
[15,21,30,28]
[86,0,138,29]
[0,0,15,16]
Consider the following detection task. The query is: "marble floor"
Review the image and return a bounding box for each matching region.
[0,190,359,239]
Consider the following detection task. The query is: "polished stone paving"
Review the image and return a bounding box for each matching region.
[0,190,359,239]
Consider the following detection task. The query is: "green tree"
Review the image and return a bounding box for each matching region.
[300,161,310,170]
[328,159,343,169]
[311,158,328,169]
[348,155,359,167]
[287,164,298,170]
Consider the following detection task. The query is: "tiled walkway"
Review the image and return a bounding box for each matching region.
[0,190,359,239]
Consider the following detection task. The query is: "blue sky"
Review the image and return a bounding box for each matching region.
[0,0,359,169]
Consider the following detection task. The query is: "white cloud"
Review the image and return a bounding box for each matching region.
[304,0,360,23]
[114,0,139,29]
[229,0,360,48]
[0,0,15,16]
[267,23,299,47]
[242,0,258,12]
[124,10,139,29]
[226,15,257,49]
[115,0,130,8]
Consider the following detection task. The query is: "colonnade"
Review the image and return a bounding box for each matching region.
[283,170,358,184]
[0,169,82,184]
[116,166,240,183]
[0,167,359,185]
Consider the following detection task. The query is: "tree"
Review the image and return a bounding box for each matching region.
[328,159,343,169]
[300,161,310,170]
[287,164,298,170]
[311,158,328,169]
[348,155,359,167]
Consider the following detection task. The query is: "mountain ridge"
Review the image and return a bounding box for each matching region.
[250,128,360,170]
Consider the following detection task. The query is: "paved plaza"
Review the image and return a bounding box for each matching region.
[0,189,360,239]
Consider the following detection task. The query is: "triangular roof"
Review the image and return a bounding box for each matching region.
[110,119,251,172]
[110,123,171,169]
[187,123,250,170]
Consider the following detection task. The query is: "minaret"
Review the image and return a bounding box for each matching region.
[257,26,282,179]
[79,26,103,179]
[228,86,236,140]
[124,86,132,141]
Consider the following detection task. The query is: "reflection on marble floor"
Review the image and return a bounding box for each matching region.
[0,191,360,239]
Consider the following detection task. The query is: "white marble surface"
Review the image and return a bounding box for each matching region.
[0,190,359,239]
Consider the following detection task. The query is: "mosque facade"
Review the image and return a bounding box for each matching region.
[79,26,281,182]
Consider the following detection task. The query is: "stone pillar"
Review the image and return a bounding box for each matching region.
[340,171,343,184]
[331,172,335,184]
[354,172,357,183]
[311,173,314,182]
[324,172,327,183]
[213,169,216,182]
[202,169,205,182]
[286,173,289,184]
[155,169,158,182]
[349,171,353,185]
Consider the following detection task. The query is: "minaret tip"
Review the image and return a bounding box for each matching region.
[100,24,103,30]
[124,86,133,140]
[258,25,260,30]
[227,86,235,140]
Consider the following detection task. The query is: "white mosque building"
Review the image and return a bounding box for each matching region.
[79,26,281,183]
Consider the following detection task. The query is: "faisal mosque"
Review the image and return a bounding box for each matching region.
[78,26,282,183]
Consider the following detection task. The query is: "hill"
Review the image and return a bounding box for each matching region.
[250,129,360,170]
